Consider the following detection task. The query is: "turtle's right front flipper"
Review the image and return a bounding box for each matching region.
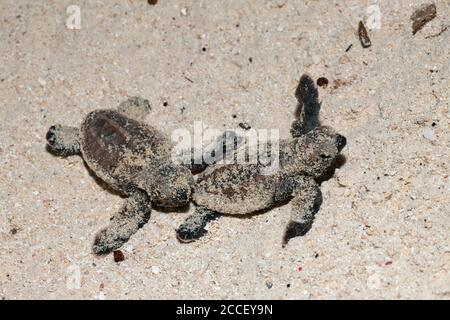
[181,130,246,173]
[92,186,152,255]
[46,125,81,156]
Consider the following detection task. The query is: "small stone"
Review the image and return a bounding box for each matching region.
[151,266,160,274]
[148,0,158,5]
[423,128,435,141]
[180,7,188,16]
[238,122,251,130]
[339,55,350,64]
[113,250,125,262]
[317,77,329,88]
[265,281,273,289]
[358,21,372,48]
[123,243,133,253]
[411,3,437,35]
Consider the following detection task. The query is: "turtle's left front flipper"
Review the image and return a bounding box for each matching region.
[283,176,322,246]
[93,186,151,255]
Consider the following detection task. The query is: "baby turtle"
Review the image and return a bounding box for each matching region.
[46,97,237,254]
[46,97,195,254]
[176,75,346,246]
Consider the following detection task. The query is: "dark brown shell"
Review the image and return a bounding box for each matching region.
[80,110,172,190]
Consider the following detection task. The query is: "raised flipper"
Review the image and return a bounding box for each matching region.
[182,130,246,173]
[46,125,80,156]
[116,96,151,121]
[291,75,321,138]
[92,185,151,255]
[282,176,322,246]
[176,206,219,243]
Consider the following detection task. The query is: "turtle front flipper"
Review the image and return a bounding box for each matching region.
[179,130,246,173]
[46,125,80,156]
[92,186,151,255]
[291,75,321,138]
[282,176,322,247]
[176,206,219,243]
[116,96,151,121]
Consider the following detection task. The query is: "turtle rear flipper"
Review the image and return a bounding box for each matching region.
[92,187,151,255]
[46,125,80,156]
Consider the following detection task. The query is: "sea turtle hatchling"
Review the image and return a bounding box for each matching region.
[46,97,237,254]
[176,75,346,246]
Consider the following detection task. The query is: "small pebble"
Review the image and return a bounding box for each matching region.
[148,0,158,5]
[151,266,160,274]
[411,3,437,35]
[423,128,435,141]
[238,122,251,130]
[358,21,372,48]
[180,7,188,16]
[265,281,273,289]
[113,250,125,262]
[339,55,350,64]
[123,243,133,253]
[317,77,329,88]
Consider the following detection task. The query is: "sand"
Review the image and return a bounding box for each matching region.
[0,0,448,299]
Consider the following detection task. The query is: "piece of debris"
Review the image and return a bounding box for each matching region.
[316,77,329,88]
[423,128,436,141]
[339,54,350,64]
[238,122,251,130]
[180,7,188,16]
[345,44,353,52]
[10,228,18,235]
[358,21,372,48]
[411,3,437,35]
[265,281,273,289]
[148,0,158,5]
[123,243,133,253]
[113,250,125,262]
[151,266,160,274]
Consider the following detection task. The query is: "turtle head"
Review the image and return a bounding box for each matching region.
[296,126,346,178]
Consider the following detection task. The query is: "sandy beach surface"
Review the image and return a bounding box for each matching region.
[0,0,448,299]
